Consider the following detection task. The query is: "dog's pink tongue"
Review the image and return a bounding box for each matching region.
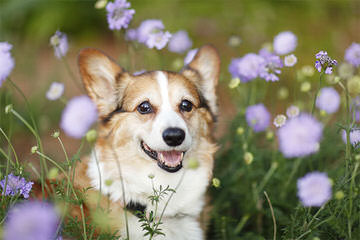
[159,151,183,167]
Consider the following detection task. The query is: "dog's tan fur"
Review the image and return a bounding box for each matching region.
[73,45,220,239]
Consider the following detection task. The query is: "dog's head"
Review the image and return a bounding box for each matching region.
[78,45,220,173]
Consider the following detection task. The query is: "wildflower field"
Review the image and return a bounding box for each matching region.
[0,0,360,239]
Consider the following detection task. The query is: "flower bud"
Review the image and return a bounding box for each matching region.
[105,179,113,186]
[236,127,244,135]
[347,76,360,95]
[31,146,38,154]
[95,0,108,9]
[86,129,97,143]
[277,87,289,100]
[335,190,345,200]
[212,178,220,188]
[228,78,240,89]
[300,81,311,92]
[244,152,254,165]
[5,104,13,114]
[187,158,199,169]
[52,131,60,138]
[47,167,59,180]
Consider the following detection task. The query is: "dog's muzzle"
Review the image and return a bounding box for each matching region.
[141,141,185,173]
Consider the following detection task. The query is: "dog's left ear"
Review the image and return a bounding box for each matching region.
[181,45,220,114]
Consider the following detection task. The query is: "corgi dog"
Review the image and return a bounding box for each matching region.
[73,44,220,240]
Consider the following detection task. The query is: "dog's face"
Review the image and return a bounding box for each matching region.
[78,45,220,173]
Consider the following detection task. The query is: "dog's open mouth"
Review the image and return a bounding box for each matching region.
[141,141,184,173]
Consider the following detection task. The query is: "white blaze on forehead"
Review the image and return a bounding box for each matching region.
[156,71,171,108]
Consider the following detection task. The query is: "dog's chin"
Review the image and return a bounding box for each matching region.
[140,141,184,173]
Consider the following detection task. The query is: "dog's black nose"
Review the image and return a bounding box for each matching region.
[162,128,185,146]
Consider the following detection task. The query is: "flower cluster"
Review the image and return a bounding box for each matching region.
[315,51,337,74]
[245,104,271,132]
[342,128,360,147]
[126,19,172,50]
[228,31,299,83]
[278,114,323,158]
[0,42,15,86]
[50,31,68,59]
[0,173,33,198]
[106,0,135,30]
[297,172,332,207]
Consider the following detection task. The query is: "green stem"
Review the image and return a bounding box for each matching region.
[112,149,130,240]
[311,72,324,115]
[61,57,83,92]
[0,128,19,167]
[7,78,47,196]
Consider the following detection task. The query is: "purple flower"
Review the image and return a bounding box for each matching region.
[4,201,62,240]
[50,31,68,59]
[0,173,33,198]
[273,31,297,55]
[315,51,337,74]
[0,42,15,86]
[60,95,98,138]
[278,113,323,158]
[46,82,64,101]
[228,53,265,82]
[352,97,360,122]
[345,42,360,67]
[136,19,171,50]
[184,48,198,65]
[133,69,146,76]
[246,104,271,132]
[106,0,135,30]
[167,30,193,53]
[258,52,283,82]
[145,31,172,50]
[315,87,340,114]
[137,19,164,43]
[342,128,360,147]
[297,172,332,207]
[125,28,137,41]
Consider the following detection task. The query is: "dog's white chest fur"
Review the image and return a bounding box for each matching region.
[87,151,210,239]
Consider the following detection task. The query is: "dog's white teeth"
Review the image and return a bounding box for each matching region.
[180,152,184,160]
[159,153,165,163]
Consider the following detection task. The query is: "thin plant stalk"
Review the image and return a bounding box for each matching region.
[112,149,130,240]
[311,72,324,115]
[61,57,83,91]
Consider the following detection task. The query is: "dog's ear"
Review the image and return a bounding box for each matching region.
[78,48,126,117]
[182,45,220,114]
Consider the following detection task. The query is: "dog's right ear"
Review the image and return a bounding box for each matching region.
[78,48,126,117]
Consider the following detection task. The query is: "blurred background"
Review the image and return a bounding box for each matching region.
[0,0,360,239]
[1,0,359,158]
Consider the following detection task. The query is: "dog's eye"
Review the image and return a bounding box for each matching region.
[179,100,193,112]
[137,101,153,114]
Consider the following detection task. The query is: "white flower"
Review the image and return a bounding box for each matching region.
[46,82,64,100]
[286,105,300,118]
[284,54,297,67]
[273,114,287,128]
